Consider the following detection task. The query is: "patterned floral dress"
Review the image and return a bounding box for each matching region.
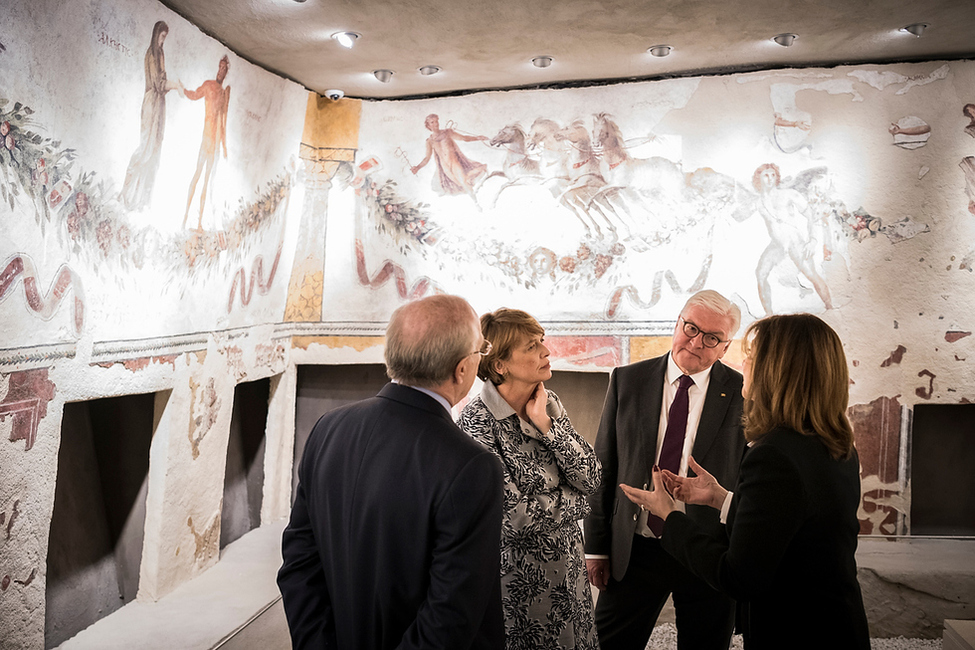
[458,381,601,650]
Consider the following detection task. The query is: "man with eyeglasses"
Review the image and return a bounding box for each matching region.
[584,289,746,650]
[278,294,505,650]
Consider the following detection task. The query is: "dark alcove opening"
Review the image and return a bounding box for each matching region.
[46,392,157,648]
[220,377,270,550]
[293,364,390,501]
[290,365,609,499]
[911,403,975,536]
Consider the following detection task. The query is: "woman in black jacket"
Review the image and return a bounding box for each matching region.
[621,313,870,649]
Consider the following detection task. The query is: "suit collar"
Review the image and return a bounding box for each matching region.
[378,382,455,423]
[635,355,669,482]
[645,354,737,474]
[692,360,737,460]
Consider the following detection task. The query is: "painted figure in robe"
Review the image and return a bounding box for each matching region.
[411,114,487,200]
[120,20,184,211]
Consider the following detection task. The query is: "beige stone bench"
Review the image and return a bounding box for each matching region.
[944,620,975,650]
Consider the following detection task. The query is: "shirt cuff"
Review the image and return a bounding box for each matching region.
[584,554,609,560]
[719,491,734,524]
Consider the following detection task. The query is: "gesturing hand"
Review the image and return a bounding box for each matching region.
[620,466,677,520]
[665,456,728,510]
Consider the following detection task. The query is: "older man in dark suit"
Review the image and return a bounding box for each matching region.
[277,294,505,650]
[584,289,746,650]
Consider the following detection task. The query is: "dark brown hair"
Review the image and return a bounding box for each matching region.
[742,313,854,459]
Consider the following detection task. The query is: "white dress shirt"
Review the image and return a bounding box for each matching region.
[635,353,715,538]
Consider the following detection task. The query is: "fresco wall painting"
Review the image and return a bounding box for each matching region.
[320,62,974,542]
[1,0,308,645]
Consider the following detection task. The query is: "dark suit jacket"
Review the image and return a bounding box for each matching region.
[277,383,505,650]
[662,427,870,649]
[584,353,745,581]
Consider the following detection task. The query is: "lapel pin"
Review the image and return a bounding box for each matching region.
[721,393,726,397]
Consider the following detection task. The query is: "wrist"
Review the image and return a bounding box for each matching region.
[531,416,552,435]
[711,488,729,510]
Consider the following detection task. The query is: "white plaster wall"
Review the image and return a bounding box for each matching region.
[0,0,307,646]
[331,61,975,408]
[322,60,975,541]
[0,0,307,346]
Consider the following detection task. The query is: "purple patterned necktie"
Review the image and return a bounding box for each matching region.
[648,374,694,537]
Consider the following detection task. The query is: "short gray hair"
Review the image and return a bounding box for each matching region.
[681,290,741,338]
[385,295,478,388]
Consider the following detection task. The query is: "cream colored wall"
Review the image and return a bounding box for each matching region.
[317,61,975,542]
[0,0,308,646]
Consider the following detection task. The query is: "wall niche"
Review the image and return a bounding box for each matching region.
[290,366,609,484]
[220,377,271,549]
[910,403,975,536]
[546,370,610,445]
[45,392,157,648]
[293,364,390,500]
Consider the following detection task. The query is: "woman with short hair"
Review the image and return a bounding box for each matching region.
[458,308,600,650]
[621,313,870,649]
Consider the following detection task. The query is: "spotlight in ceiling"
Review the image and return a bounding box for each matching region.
[331,31,360,48]
[901,23,928,37]
[648,45,672,58]
[418,65,441,76]
[373,69,394,83]
[532,56,553,68]
[772,33,797,47]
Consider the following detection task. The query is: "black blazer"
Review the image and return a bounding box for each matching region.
[277,383,505,650]
[584,353,745,580]
[662,427,870,649]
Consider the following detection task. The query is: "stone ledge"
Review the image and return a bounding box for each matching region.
[56,520,286,650]
[941,621,975,650]
[857,538,975,639]
[944,620,975,650]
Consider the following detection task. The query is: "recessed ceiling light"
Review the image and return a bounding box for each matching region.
[418,65,441,76]
[331,31,360,48]
[532,56,553,68]
[648,45,672,58]
[772,33,797,47]
[901,23,928,37]
[373,69,394,83]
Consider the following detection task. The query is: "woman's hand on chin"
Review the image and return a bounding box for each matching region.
[525,382,552,436]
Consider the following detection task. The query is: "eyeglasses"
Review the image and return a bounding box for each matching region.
[471,339,493,357]
[679,316,729,349]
